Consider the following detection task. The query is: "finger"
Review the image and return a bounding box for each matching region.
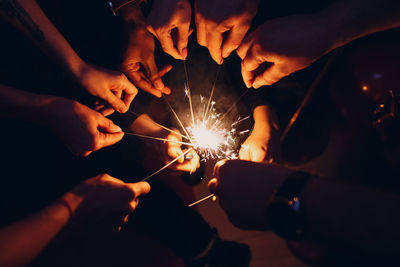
[97,116,122,133]
[168,146,185,164]
[195,15,206,47]
[253,65,283,88]
[100,107,115,117]
[125,69,163,98]
[177,22,190,59]
[208,178,220,195]
[241,50,264,88]
[120,75,138,109]
[206,28,224,64]
[104,90,128,113]
[126,181,151,197]
[146,25,157,38]
[222,24,249,59]
[237,33,254,59]
[173,159,198,172]
[250,149,266,163]
[212,159,228,178]
[158,31,183,60]
[239,146,251,161]
[146,56,166,91]
[98,132,124,149]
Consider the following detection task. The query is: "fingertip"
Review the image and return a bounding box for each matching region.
[208,178,219,194]
[163,86,171,95]
[182,47,188,59]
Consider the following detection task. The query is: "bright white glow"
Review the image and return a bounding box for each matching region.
[190,121,224,150]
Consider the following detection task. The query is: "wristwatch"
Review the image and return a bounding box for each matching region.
[265,171,311,240]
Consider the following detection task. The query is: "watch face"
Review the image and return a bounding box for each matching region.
[267,198,303,240]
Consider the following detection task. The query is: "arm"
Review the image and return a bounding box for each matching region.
[239,105,281,163]
[210,160,400,256]
[0,174,150,266]
[238,0,400,88]
[0,84,124,156]
[118,2,172,98]
[0,0,137,113]
[0,201,70,266]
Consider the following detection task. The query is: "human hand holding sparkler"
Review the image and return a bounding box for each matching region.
[119,3,172,98]
[49,99,124,156]
[63,174,150,228]
[239,106,281,163]
[195,0,259,64]
[147,0,192,60]
[76,63,138,114]
[208,159,292,230]
[161,129,200,173]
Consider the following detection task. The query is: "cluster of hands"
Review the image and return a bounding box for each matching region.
[41,0,334,228]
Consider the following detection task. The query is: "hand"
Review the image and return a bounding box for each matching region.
[48,99,124,156]
[237,14,334,88]
[63,174,150,226]
[76,63,138,113]
[195,0,259,64]
[208,160,292,230]
[120,25,172,98]
[160,129,200,172]
[239,127,281,163]
[147,0,192,60]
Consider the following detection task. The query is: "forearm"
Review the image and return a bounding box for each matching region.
[0,201,70,266]
[302,177,400,255]
[0,84,68,126]
[321,0,400,50]
[0,0,85,77]
[129,113,168,137]
[252,105,279,136]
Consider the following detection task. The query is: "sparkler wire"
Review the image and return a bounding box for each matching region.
[124,132,193,146]
[163,95,193,143]
[141,148,193,181]
[127,110,189,140]
[188,194,215,207]
[203,64,222,120]
[183,60,195,126]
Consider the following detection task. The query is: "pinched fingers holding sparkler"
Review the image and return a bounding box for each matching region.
[162,129,200,173]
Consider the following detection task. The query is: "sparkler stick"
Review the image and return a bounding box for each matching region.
[141,148,193,181]
[218,88,251,122]
[127,110,189,140]
[124,132,193,146]
[203,64,222,120]
[163,95,193,143]
[183,60,195,126]
[188,194,216,207]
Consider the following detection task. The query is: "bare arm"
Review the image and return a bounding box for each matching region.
[0,202,70,266]
[0,0,137,113]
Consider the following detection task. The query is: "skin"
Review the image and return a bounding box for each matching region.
[0,0,137,113]
[0,85,124,156]
[195,0,259,64]
[146,0,192,60]
[209,160,400,259]
[237,0,400,88]
[239,106,281,163]
[130,114,200,173]
[119,3,173,98]
[0,174,150,266]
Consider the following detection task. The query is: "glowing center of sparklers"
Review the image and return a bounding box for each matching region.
[190,123,224,150]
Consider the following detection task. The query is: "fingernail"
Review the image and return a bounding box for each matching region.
[182,48,187,59]
[154,79,164,90]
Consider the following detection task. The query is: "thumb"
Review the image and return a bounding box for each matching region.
[97,132,124,150]
[208,178,220,195]
[104,90,128,113]
[127,181,151,197]
[252,64,283,88]
[98,116,122,133]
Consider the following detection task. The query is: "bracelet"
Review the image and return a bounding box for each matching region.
[57,197,74,218]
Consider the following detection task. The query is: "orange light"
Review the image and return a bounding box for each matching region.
[362,85,368,91]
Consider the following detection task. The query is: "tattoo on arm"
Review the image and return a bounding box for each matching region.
[0,0,45,42]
